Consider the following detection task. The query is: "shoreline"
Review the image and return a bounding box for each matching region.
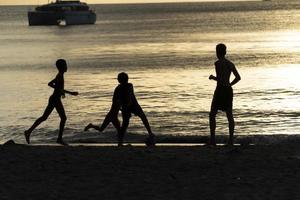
[1,141,299,199]
[66,133,300,145]
[3,133,300,147]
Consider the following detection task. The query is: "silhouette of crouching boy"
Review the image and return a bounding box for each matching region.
[116,72,155,146]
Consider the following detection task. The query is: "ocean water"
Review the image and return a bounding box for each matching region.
[0,1,300,144]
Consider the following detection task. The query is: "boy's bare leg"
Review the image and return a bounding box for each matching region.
[209,109,217,146]
[24,104,54,144]
[84,115,120,132]
[226,110,235,146]
[111,116,121,132]
[84,117,114,132]
[98,109,118,132]
[119,113,130,147]
[55,100,67,145]
[85,104,120,132]
[110,115,123,146]
[84,123,101,131]
[138,112,153,136]
[136,111,155,146]
[117,131,125,147]
[84,112,112,132]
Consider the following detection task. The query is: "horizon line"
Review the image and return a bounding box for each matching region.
[0,0,263,6]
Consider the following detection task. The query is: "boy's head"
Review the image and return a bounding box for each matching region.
[216,43,226,59]
[56,59,67,73]
[118,72,129,84]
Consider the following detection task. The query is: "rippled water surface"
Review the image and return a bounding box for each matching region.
[0,1,299,143]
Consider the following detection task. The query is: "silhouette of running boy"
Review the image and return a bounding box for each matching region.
[85,72,155,146]
[24,59,78,145]
[209,44,241,146]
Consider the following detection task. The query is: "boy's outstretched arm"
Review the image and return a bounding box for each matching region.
[230,65,241,86]
[64,89,79,96]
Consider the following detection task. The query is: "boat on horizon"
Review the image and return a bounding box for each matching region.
[28,0,96,26]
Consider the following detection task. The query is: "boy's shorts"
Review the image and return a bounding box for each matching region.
[121,104,143,118]
[211,85,233,111]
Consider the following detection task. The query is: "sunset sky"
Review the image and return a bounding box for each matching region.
[0,0,254,5]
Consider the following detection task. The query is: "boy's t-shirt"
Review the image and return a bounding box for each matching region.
[113,83,138,107]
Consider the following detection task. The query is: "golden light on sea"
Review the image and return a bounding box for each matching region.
[275,31,300,52]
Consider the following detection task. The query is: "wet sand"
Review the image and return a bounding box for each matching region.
[0,141,299,200]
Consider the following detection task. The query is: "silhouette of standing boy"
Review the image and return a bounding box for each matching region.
[24,59,78,145]
[209,44,241,146]
[85,72,155,146]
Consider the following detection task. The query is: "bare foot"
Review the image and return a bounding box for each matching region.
[84,123,93,131]
[56,139,68,146]
[227,140,234,147]
[207,139,216,146]
[145,135,156,147]
[204,142,217,147]
[118,142,124,147]
[24,130,30,144]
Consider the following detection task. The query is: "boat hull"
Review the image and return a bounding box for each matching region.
[28,11,96,26]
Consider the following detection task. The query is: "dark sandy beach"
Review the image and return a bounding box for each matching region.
[0,141,299,200]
